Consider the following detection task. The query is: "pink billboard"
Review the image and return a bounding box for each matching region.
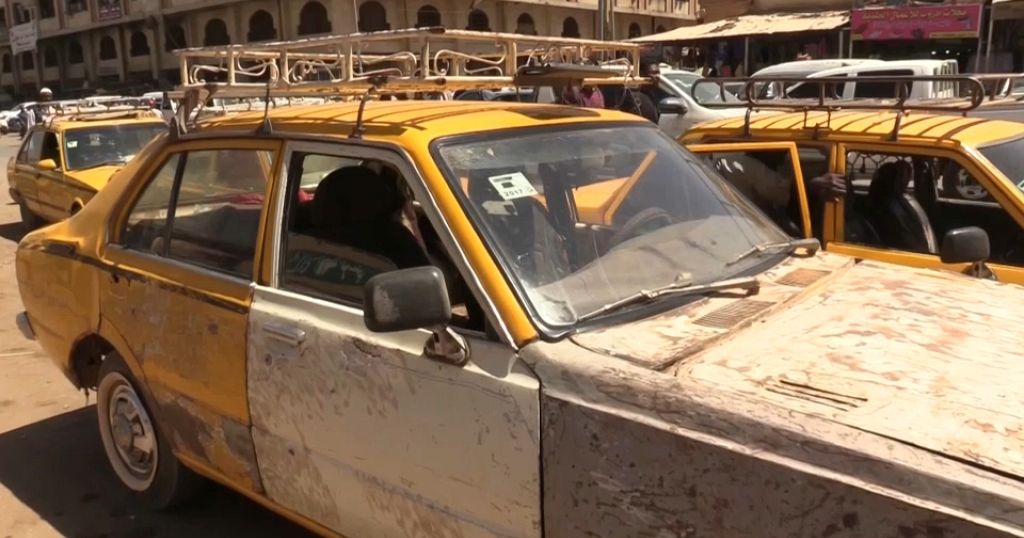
[851,4,983,41]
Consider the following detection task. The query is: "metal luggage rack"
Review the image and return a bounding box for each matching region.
[174,27,647,99]
[44,106,161,126]
[689,75,1023,140]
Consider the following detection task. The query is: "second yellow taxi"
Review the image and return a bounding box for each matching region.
[7,108,166,228]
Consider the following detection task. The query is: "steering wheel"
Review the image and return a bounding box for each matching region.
[608,207,675,249]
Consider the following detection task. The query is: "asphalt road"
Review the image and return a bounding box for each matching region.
[0,135,314,537]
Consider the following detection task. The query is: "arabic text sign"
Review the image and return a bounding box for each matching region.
[851,4,982,41]
[10,23,37,55]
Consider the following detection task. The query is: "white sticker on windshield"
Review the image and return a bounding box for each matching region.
[487,172,538,201]
[66,140,78,148]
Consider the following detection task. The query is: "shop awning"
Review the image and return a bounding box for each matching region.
[993,0,1024,19]
[632,10,850,43]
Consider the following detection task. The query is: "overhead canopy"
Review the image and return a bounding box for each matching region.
[633,11,850,43]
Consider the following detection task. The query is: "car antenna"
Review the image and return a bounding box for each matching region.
[350,75,387,140]
[255,82,273,136]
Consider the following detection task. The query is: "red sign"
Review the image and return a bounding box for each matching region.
[851,4,983,41]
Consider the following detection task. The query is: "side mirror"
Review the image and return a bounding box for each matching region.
[363,266,451,333]
[940,226,990,264]
[37,158,57,171]
[658,97,688,116]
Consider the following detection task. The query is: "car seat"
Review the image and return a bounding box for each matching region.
[310,165,429,269]
[866,162,937,254]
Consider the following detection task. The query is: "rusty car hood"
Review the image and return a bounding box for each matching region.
[572,252,1024,479]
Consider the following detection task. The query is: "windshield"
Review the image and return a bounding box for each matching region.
[980,137,1024,190]
[662,72,741,104]
[64,124,165,170]
[435,125,788,328]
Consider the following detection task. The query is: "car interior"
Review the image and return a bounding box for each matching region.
[844,151,1024,264]
[283,153,488,333]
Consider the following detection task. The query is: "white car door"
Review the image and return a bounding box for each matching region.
[247,140,542,537]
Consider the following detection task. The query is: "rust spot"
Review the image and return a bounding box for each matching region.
[154,391,263,493]
[207,321,219,335]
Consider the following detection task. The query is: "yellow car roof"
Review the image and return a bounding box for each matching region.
[198,100,645,144]
[688,110,1024,147]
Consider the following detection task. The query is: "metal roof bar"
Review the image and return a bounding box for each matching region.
[174,27,646,97]
[692,75,992,113]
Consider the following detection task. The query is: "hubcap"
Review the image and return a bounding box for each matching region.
[98,373,159,491]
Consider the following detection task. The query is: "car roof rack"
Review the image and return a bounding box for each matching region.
[174,27,645,96]
[170,27,647,135]
[44,107,163,127]
[690,75,1012,141]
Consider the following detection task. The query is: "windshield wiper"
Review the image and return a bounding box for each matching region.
[576,274,760,323]
[726,237,820,267]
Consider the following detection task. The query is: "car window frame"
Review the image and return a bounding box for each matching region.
[263,139,506,342]
[686,141,813,239]
[109,138,283,286]
[828,141,1024,278]
[40,130,62,169]
[18,130,45,164]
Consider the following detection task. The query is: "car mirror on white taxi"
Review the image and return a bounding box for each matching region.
[363,266,452,333]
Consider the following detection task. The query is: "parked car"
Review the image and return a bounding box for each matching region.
[0,101,36,134]
[7,109,167,228]
[15,97,1024,538]
[654,68,747,137]
[681,105,1024,283]
[752,59,885,99]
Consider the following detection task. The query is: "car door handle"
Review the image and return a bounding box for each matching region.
[263,323,306,346]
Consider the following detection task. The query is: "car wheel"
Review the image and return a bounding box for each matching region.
[96,352,203,509]
[19,202,43,230]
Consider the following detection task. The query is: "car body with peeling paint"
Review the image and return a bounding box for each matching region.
[14,99,1024,538]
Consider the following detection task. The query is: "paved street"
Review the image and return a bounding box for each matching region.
[0,135,313,537]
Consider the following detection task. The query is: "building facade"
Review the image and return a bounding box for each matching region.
[0,0,696,97]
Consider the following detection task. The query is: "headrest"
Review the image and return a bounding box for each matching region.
[870,161,911,200]
[311,166,399,229]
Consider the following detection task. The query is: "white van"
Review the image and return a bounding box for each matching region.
[802,59,960,100]
[752,59,885,99]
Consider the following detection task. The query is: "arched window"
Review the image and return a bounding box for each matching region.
[248,10,277,41]
[67,40,83,64]
[43,46,58,67]
[466,9,488,31]
[561,17,580,38]
[99,35,117,60]
[129,31,150,57]
[297,1,332,36]
[2,54,11,73]
[628,22,642,38]
[20,51,34,70]
[655,24,666,34]
[415,5,440,28]
[165,23,186,51]
[203,18,230,46]
[515,13,536,35]
[358,1,388,32]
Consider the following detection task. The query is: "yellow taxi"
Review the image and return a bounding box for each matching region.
[15,30,1024,537]
[681,108,1024,283]
[7,109,166,228]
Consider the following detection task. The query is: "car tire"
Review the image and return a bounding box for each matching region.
[96,352,204,510]
[19,202,43,231]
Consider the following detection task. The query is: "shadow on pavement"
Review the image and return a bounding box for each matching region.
[0,407,313,538]
[0,220,27,244]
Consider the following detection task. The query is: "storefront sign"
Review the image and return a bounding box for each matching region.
[851,3,983,40]
[97,0,123,20]
[10,22,37,55]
